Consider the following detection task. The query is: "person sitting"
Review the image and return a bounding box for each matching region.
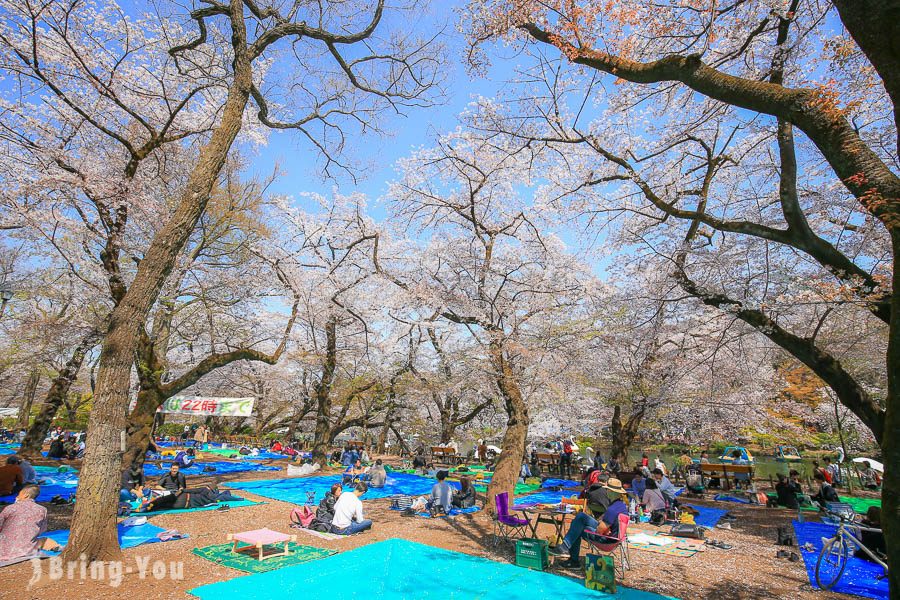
[360,448,371,464]
[63,436,78,460]
[774,473,801,509]
[15,456,37,485]
[0,456,25,497]
[0,485,61,560]
[549,478,629,568]
[452,476,476,509]
[855,506,885,561]
[137,485,223,512]
[641,478,667,517]
[430,470,453,514]
[156,463,187,494]
[368,459,387,488]
[46,437,65,460]
[810,471,839,509]
[120,464,148,502]
[731,450,751,489]
[584,472,612,518]
[630,470,646,500]
[605,454,621,475]
[331,482,372,535]
[412,448,427,470]
[173,448,196,469]
[271,440,284,453]
[311,483,343,532]
[651,468,678,506]
[699,451,710,464]
[859,462,881,490]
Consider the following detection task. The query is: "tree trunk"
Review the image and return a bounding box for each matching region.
[63,5,253,560]
[19,330,100,458]
[16,370,40,430]
[485,339,529,516]
[880,230,899,600]
[311,317,338,465]
[609,404,644,463]
[122,387,164,472]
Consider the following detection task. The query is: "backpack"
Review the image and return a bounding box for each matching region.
[563,441,573,454]
[290,506,316,529]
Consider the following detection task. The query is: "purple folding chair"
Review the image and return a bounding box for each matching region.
[493,492,530,545]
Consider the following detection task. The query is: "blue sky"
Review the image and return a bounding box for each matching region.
[243,1,528,222]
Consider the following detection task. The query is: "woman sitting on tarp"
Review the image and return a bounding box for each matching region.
[774,473,801,509]
[310,483,342,532]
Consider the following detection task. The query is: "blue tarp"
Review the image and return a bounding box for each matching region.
[683,504,727,529]
[45,522,180,551]
[541,478,581,488]
[224,473,452,505]
[513,489,579,506]
[144,460,281,477]
[792,520,888,600]
[188,538,675,600]
[0,467,79,503]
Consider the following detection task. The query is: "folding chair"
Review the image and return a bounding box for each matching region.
[493,492,530,544]
[583,513,631,579]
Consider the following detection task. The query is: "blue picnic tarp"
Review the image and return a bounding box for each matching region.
[0,466,79,503]
[792,520,888,600]
[144,460,281,477]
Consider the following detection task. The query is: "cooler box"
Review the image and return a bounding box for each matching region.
[515,538,549,571]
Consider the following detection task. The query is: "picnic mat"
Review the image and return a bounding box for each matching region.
[683,504,727,528]
[188,537,675,600]
[224,472,448,505]
[45,522,183,550]
[839,496,881,515]
[0,467,79,503]
[130,498,262,516]
[792,520,888,600]
[293,528,355,541]
[628,533,702,558]
[476,482,540,495]
[541,478,581,488]
[192,542,336,573]
[144,460,281,477]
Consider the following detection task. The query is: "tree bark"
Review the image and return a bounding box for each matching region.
[16,370,40,431]
[19,329,100,458]
[609,404,644,463]
[485,339,529,516]
[880,229,900,600]
[311,317,338,465]
[63,0,253,561]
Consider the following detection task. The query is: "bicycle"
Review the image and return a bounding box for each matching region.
[815,511,888,590]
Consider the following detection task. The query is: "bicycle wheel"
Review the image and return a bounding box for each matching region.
[816,536,849,590]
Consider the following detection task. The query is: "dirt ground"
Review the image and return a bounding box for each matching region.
[0,457,860,600]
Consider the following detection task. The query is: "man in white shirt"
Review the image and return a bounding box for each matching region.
[331,482,372,535]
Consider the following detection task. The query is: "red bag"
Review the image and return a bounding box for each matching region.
[290,506,316,528]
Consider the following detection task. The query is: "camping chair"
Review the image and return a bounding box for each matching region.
[493,492,530,545]
[583,513,631,580]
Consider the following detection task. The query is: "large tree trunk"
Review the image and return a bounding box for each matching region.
[881,231,899,600]
[311,317,338,465]
[122,387,164,472]
[63,8,253,560]
[19,330,100,458]
[16,370,40,430]
[485,340,529,516]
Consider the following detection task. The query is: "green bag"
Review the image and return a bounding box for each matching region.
[584,554,616,593]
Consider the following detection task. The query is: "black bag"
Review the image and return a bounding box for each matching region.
[649,510,666,526]
[669,524,705,539]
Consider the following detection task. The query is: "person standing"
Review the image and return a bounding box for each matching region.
[561,437,575,478]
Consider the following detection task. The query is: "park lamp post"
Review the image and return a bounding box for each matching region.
[0,284,12,319]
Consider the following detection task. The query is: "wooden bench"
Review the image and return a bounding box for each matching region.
[535,452,561,476]
[431,446,461,465]
[699,463,754,490]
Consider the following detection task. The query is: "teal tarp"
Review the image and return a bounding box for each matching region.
[189,538,675,600]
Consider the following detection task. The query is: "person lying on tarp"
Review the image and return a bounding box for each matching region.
[0,485,61,560]
[136,484,238,512]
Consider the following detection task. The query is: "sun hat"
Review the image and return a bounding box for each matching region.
[601,478,627,495]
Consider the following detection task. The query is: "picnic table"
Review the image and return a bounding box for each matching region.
[699,462,754,490]
[228,528,296,561]
[513,505,576,544]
